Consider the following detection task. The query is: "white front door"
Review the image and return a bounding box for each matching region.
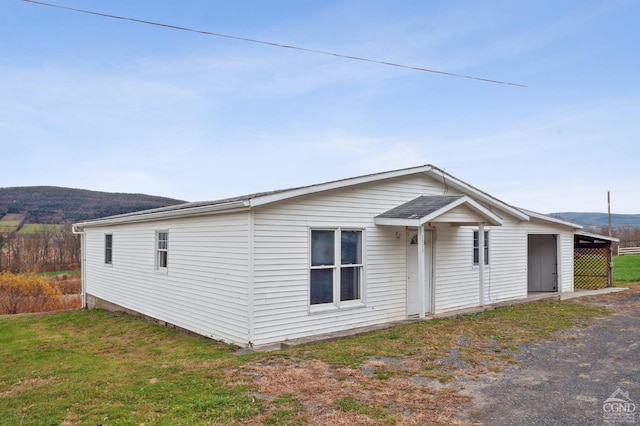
[407,229,432,316]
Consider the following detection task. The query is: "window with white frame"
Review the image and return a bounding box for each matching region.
[104,234,113,265]
[473,230,489,265]
[310,229,363,306]
[156,231,168,269]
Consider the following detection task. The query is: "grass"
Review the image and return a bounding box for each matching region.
[285,299,609,370]
[0,310,259,425]
[0,220,21,233]
[0,296,613,424]
[18,224,63,234]
[614,254,640,282]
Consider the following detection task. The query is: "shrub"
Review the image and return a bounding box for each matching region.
[0,272,62,314]
[47,274,82,295]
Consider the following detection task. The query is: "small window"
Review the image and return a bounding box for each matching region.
[104,234,113,264]
[310,229,363,306]
[156,231,168,269]
[473,230,489,265]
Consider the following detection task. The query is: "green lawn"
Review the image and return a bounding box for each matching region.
[18,224,63,234]
[0,311,258,425]
[614,254,640,282]
[0,220,21,233]
[0,297,611,425]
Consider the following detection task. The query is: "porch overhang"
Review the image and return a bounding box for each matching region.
[374,195,503,227]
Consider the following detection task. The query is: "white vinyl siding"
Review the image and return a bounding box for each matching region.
[83,212,251,345]
[251,175,451,346]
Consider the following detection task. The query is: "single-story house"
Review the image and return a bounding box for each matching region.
[73,164,584,348]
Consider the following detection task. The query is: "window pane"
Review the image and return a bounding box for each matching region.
[105,235,113,264]
[340,267,360,301]
[158,232,168,250]
[341,230,361,265]
[158,251,168,268]
[311,230,334,266]
[310,269,333,304]
[473,230,489,265]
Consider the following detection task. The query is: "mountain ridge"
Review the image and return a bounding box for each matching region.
[0,186,186,224]
[552,212,640,228]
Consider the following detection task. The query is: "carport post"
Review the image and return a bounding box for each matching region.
[418,224,426,318]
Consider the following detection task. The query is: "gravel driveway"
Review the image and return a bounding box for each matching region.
[461,287,640,425]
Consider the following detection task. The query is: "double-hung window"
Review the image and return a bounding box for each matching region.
[156,231,168,269]
[473,230,489,265]
[104,234,113,265]
[310,229,363,306]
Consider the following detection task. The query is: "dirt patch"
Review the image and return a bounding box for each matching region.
[227,286,640,424]
[0,376,58,397]
[228,357,470,425]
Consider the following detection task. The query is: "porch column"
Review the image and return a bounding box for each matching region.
[478,222,485,307]
[418,224,426,318]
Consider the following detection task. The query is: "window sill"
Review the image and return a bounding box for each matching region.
[309,301,366,314]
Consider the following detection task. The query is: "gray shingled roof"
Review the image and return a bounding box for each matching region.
[376,196,464,220]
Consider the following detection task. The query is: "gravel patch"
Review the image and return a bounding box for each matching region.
[460,287,640,425]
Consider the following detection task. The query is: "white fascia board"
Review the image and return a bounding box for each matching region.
[523,209,582,229]
[74,200,250,229]
[374,217,422,227]
[421,196,503,226]
[575,230,619,242]
[249,165,435,207]
[425,168,529,221]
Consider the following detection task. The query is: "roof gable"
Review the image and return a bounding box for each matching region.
[74,164,535,228]
[374,195,503,227]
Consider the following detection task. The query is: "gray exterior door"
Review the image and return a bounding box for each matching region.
[528,234,558,292]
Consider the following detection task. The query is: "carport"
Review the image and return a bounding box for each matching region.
[574,231,619,289]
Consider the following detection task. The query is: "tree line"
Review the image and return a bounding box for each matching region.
[0,224,80,273]
[584,225,640,251]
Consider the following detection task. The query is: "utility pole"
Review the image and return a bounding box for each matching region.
[607,190,612,237]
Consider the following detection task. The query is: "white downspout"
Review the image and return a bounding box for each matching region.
[478,223,485,307]
[247,210,255,347]
[71,225,87,308]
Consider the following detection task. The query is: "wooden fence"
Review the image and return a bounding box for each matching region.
[618,246,640,256]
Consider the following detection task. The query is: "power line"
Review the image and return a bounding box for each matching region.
[23,0,527,88]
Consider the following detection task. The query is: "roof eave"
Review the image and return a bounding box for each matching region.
[73,200,250,229]
[422,195,503,226]
[575,230,619,242]
[522,209,583,229]
[249,165,436,207]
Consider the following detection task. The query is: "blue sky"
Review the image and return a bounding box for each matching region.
[2,0,639,213]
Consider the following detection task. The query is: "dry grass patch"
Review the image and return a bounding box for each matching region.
[228,297,611,424]
[0,376,58,397]
[229,356,471,425]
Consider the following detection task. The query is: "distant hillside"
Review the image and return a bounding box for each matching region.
[0,186,186,224]
[553,212,640,228]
